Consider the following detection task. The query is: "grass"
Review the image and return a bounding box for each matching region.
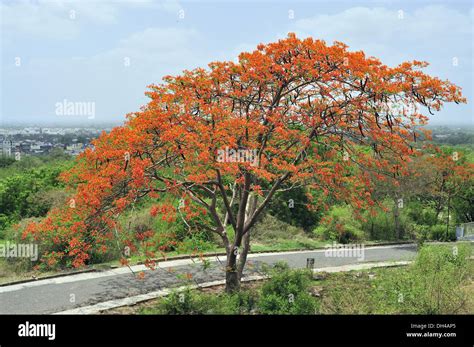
[0,259,58,285]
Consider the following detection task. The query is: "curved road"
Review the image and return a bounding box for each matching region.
[0,244,417,314]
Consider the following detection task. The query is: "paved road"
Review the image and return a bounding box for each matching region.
[0,244,417,314]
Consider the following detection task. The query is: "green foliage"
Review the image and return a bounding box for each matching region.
[362,210,397,240]
[429,224,456,241]
[117,202,217,257]
[313,205,365,243]
[1,217,42,271]
[267,187,322,232]
[147,287,257,315]
[410,223,456,243]
[452,179,474,223]
[0,164,70,232]
[0,151,72,180]
[405,200,438,226]
[0,156,15,168]
[0,152,73,234]
[319,244,473,314]
[258,262,318,314]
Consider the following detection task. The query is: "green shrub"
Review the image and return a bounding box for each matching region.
[429,224,456,241]
[406,201,438,226]
[362,210,397,240]
[147,287,257,315]
[0,164,70,231]
[258,262,318,314]
[313,205,365,243]
[0,156,15,168]
[153,288,203,315]
[267,186,322,232]
[410,223,456,243]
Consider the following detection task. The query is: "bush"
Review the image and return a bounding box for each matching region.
[25,189,69,217]
[313,205,365,243]
[118,204,216,257]
[406,201,438,226]
[148,287,257,315]
[1,217,42,271]
[258,262,318,314]
[267,186,322,232]
[362,199,418,241]
[429,224,456,241]
[0,165,69,231]
[410,223,456,243]
[153,288,205,315]
[362,209,397,241]
[0,156,15,168]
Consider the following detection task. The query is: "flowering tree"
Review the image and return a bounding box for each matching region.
[24,34,465,292]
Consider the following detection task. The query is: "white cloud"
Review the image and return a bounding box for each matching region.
[0,0,183,40]
[91,27,201,73]
[1,0,81,40]
[292,5,472,65]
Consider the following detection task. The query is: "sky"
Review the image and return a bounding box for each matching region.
[1,0,473,126]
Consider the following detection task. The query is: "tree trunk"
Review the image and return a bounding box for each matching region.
[225,249,240,293]
[237,230,251,280]
[225,190,257,293]
[446,195,450,240]
[393,196,401,240]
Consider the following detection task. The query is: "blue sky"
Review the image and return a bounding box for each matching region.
[1,0,473,126]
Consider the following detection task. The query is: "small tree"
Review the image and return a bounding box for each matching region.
[424,147,474,236]
[25,34,465,292]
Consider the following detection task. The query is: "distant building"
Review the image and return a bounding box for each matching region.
[1,138,13,157]
[66,142,84,156]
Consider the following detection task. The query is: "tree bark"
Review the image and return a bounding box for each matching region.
[226,190,258,292]
[237,229,251,280]
[394,196,401,240]
[225,248,240,293]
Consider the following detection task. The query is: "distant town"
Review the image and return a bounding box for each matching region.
[0,127,113,157]
[0,124,472,160]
